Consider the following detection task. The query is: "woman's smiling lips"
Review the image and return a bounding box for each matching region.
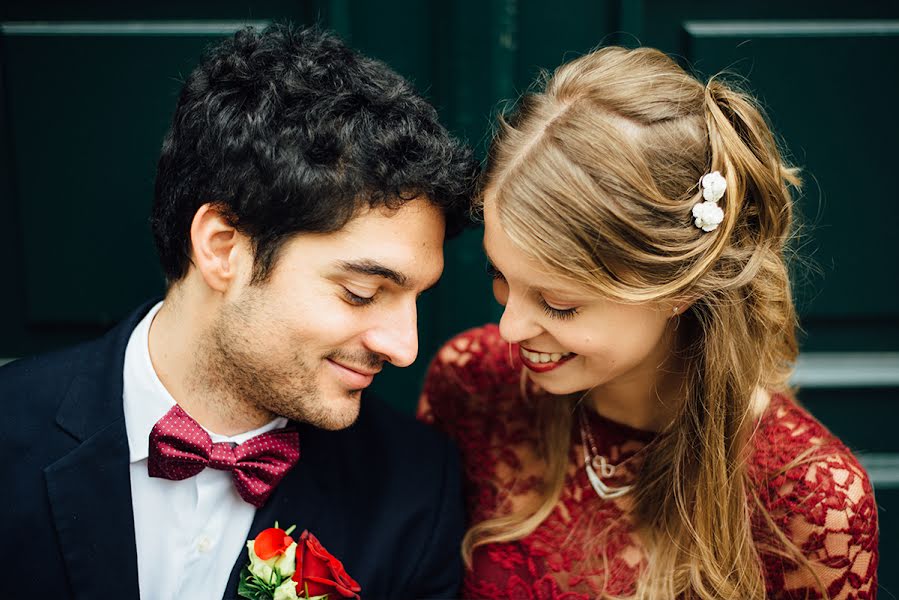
[326,359,380,389]
[518,345,577,373]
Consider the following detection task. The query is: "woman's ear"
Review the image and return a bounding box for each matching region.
[188,203,245,293]
[668,296,699,318]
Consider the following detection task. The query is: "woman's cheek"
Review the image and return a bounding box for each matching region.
[492,279,509,306]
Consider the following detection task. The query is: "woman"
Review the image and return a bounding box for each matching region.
[419,47,878,599]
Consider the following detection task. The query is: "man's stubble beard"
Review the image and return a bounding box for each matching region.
[196,294,362,431]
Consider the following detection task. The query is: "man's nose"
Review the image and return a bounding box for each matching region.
[363,302,419,368]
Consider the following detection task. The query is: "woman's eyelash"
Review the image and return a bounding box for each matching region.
[486,261,504,280]
[540,298,579,320]
[488,260,578,320]
[343,289,375,306]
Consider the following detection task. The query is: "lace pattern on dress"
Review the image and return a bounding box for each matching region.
[418,326,879,599]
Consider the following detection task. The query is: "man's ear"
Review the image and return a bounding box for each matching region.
[188,203,245,293]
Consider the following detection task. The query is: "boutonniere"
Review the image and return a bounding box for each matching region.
[238,523,362,600]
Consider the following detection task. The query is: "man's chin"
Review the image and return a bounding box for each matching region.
[306,390,363,431]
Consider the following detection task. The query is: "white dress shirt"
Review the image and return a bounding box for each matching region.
[123,301,288,600]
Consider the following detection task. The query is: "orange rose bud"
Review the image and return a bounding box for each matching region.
[253,527,295,560]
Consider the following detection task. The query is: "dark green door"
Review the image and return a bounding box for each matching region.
[2,0,897,588]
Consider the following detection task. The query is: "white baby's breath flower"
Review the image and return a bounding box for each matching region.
[273,579,300,600]
[692,201,725,232]
[700,171,727,202]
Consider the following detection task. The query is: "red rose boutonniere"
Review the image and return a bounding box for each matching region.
[238,523,361,600]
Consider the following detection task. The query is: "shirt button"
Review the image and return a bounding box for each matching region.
[196,535,213,553]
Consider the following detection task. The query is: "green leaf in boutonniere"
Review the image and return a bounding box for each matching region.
[238,565,283,600]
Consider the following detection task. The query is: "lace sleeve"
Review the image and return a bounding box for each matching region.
[783,453,877,599]
[418,329,474,433]
[762,406,878,600]
[417,325,510,437]
[417,325,534,525]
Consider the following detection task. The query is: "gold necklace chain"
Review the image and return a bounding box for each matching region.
[578,405,634,500]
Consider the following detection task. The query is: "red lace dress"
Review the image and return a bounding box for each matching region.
[418,325,879,600]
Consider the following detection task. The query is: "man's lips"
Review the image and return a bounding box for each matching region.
[326,359,381,389]
[518,346,577,373]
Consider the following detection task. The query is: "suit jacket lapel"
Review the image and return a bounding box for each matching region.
[45,412,138,600]
[43,302,158,600]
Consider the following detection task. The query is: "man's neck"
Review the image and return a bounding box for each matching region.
[147,294,275,436]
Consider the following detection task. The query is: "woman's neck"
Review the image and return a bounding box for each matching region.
[587,366,684,432]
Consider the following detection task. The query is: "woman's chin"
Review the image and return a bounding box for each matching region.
[527,374,587,396]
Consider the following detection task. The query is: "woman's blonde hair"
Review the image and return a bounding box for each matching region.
[469,46,818,599]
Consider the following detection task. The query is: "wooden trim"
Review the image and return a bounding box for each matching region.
[792,353,899,388]
[858,453,899,489]
[684,20,899,37]
[0,21,271,36]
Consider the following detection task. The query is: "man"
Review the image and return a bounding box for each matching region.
[0,24,477,599]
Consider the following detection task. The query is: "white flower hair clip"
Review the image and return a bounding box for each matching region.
[692,171,726,232]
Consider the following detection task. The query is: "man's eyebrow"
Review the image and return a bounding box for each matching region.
[337,260,408,288]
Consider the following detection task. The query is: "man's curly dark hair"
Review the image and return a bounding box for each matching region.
[151,23,478,284]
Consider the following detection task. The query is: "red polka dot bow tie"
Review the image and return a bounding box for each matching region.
[147,405,300,508]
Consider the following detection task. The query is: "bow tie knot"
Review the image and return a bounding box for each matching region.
[147,405,300,507]
[208,442,238,471]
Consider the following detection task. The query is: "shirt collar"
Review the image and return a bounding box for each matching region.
[122,301,288,464]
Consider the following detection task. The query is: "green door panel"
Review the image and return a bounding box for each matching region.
[681,21,899,351]
[4,23,276,325]
[2,0,897,581]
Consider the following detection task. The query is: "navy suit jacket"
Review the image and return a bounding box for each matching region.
[0,302,465,599]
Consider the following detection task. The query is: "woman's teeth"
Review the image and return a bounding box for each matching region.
[520,349,573,363]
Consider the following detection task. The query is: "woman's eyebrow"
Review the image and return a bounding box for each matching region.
[482,246,588,299]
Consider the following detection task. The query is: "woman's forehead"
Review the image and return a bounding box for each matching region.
[483,207,593,299]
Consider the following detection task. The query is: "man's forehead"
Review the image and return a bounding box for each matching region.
[339,198,446,230]
[336,198,444,255]
[271,198,445,285]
